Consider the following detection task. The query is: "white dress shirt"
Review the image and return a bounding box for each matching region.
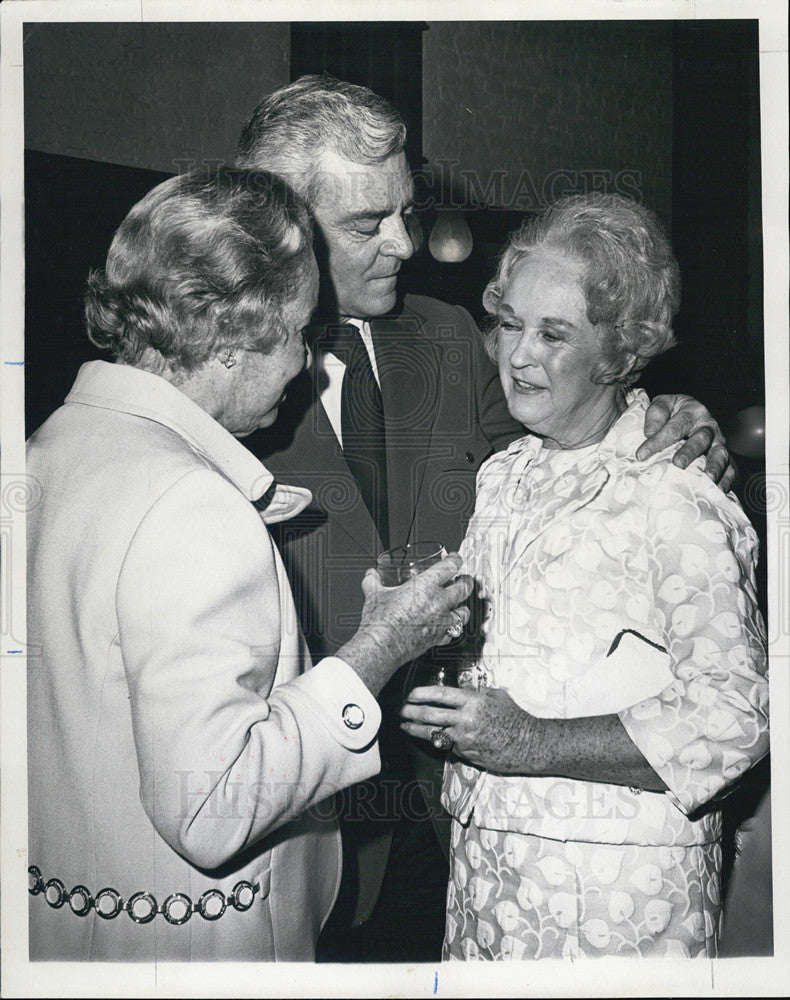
[317,318,380,447]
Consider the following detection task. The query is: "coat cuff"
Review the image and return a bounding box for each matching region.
[290,656,382,750]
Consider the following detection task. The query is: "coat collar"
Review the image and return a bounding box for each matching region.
[66,361,311,522]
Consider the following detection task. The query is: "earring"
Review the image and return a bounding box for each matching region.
[221,348,237,369]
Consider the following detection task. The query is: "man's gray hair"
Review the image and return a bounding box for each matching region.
[235,74,407,205]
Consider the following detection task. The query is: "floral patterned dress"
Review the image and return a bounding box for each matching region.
[441,391,769,960]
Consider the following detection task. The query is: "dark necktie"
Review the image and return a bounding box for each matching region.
[336,324,389,549]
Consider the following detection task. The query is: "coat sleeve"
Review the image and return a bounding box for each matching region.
[116,467,381,870]
[617,462,769,816]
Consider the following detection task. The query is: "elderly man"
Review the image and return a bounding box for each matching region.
[235,75,732,963]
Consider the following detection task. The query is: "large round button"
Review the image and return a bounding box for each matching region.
[197,888,227,921]
[341,703,365,730]
[229,881,257,911]
[44,878,66,908]
[28,865,44,895]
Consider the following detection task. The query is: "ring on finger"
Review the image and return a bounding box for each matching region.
[445,609,465,639]
[430,727,454,752]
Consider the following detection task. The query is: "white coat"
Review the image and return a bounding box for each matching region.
[26,361,382,961]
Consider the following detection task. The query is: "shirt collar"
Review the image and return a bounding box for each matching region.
[66,361,311,519]
[342,316,369,334]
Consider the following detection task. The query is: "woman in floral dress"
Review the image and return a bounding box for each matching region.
[401,193,769,959]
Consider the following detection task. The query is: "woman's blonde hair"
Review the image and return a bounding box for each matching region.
[483,193,680,386]
[85,167,312,375]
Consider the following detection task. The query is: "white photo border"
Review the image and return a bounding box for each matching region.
[1,1,787,996]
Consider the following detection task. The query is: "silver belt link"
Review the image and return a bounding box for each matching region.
[28,865,258,925]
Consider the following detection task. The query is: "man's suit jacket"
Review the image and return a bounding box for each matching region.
[246,295,522,925]
[26,361,382,961]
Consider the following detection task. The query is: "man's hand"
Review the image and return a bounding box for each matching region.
[637,393,735,491]
[337,555,473,696]
[401,685,532,773]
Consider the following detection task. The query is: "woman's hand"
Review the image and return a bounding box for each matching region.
[400,685,532,773]
[402,684,669,789]
[637,393,735,491]
[338,555,473,696]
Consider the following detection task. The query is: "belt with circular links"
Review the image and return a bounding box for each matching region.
[28,865,258,925]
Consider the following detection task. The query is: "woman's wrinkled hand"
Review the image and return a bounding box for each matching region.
[638,393,735,491]
[400,684,533,774]
[337,554,473,696]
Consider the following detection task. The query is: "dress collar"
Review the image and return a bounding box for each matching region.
[504,388,651,465]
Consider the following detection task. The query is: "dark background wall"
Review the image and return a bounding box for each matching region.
[23,22,291,172]
[423,20,674,225]
[24,20,674,220]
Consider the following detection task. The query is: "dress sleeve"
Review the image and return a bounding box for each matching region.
[617,462,769,816]
[116,467,381,870]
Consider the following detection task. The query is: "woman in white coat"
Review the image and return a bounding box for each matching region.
[26,167,471,962]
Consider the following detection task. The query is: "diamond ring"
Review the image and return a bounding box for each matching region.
[445,610,465,639]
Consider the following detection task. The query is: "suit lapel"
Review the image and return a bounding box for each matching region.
[371,312,441,548]
[249,353,381,552]
[252,308,444,553]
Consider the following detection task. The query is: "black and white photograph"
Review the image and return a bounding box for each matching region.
[1,1,787,996]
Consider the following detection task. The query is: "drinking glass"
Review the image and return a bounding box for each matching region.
[402,652,489,695]
[377,541,452,693]
[376,541,447,586]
